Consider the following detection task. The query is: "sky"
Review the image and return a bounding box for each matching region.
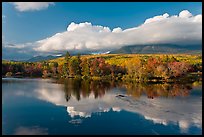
[2,2,202,60]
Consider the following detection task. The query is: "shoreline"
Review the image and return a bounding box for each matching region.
[2,74,202,85]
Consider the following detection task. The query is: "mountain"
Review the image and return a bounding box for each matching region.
[26,44,201,62]
[110,44,202,54]
[27,55,62,62]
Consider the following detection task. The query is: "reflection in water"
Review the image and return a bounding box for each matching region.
[2,78,202,134]
[124,83,192,99]
[14,126,48,135]
[69,119,83,125]
[56,79,117,101]
[54,79,194,100]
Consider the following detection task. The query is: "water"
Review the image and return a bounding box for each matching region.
[2,78,202,135]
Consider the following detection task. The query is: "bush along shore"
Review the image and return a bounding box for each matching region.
[2,52,202,84]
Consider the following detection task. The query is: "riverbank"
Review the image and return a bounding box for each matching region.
[2,71,202,84]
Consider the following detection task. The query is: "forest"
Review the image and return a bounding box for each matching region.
[2,52,202,83]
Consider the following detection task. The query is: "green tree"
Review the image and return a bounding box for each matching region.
[68,56,82,77]
[65,51,71,63]
[62,63,69,78]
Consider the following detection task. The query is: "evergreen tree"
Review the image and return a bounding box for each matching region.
[65,51,71,63]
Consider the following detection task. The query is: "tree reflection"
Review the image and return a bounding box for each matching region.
[125,82,193,99]
[90,81,112,99]
[54,78,196,101]
[81,80,91,98]
[54,79,115,101]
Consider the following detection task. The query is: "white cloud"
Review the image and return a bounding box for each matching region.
[11,2,54,12]
[3,43,26,49]
[144,13,169,24]
[29,10,201,53]
[193,15,202,22]
[112,27,123,33]
[179,10,193,18]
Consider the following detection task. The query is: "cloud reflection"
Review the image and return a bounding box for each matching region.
[14,126,48,135]
[4,79,202,133]
[34,83,202,133]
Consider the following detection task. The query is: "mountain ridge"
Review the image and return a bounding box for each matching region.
[25,44,202,62]
[110,44,202,54]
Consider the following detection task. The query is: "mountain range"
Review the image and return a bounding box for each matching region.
[26,44,202,62]
[110,44,202,54]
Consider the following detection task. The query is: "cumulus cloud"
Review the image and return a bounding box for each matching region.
[144,13,170,24]
[179,10,193,18]
[11,2,54,12]
[6,10,202,58]
[29,10,201,53]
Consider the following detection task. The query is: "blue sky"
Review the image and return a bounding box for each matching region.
[2,2,202,60]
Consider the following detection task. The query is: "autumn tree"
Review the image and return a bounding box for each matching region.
[90,58,100,76]
[167,61,192,78]
[90,57,112,77]
[68,55,82,77]
[145,57,163,78]
[62,63,69,78]
[49,62,58,76]
[80,58,90,78]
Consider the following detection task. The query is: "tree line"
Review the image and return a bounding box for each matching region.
[2,52,202,83]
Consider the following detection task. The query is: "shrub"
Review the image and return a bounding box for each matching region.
[5,72,13,77]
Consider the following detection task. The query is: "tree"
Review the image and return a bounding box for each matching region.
[68,56,82,77]
[49,62,58,75]
[80,58,90,77]
[65,51,71,63]
[154,64,169,79]
[63,51,71,78]
[167,61,192,77]
[62,63,69,78]
[124,58,147,80]
[90,58,100,76]
[145,57,162,78]
[90,57,112,77]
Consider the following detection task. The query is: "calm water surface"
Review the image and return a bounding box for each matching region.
[2,78,202,135]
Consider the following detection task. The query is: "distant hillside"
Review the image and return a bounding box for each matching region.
[110,44,202,54]
[26,51,110,62]
[27,55,62,62]
[26,44,202,62]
